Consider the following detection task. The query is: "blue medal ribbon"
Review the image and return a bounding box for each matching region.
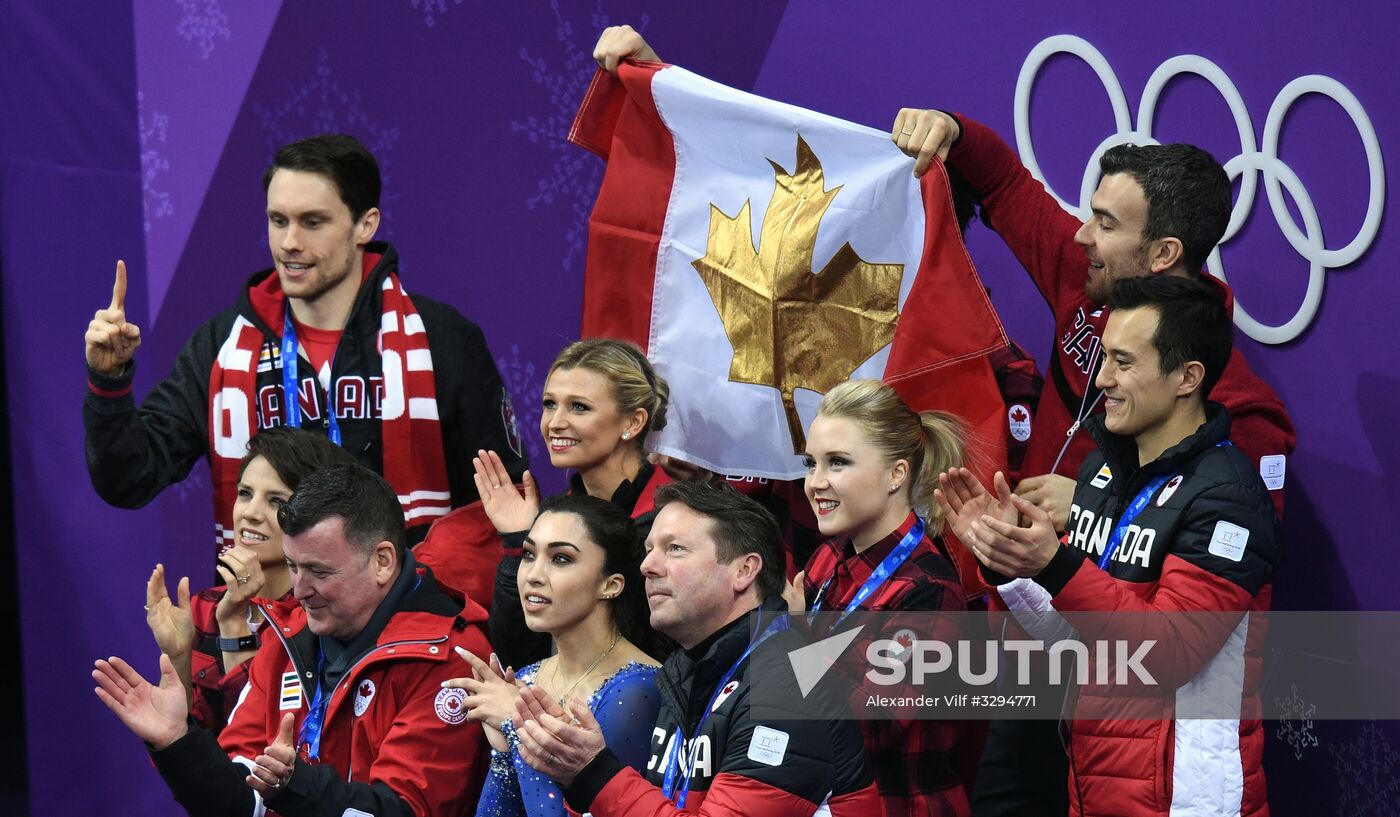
[293,572,425,762]
[660,613,790,807]
[1096,442,1229,570]
[1096,476,1169,569]
[281,308,342,445]
[809,516,926,626]
[296,645,328,760]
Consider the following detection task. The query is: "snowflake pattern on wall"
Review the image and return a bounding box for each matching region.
[408,0,462,29]
[497,344,544,465]
[176,0,231,59]
[1274,683,1319,760]
[251,48,402,243]
[138,92,174,234]
[511,1,649,275]
[1329,721,1400,816]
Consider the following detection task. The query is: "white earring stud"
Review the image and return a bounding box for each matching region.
[622,432,631,440]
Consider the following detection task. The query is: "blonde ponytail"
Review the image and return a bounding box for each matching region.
[914,410,967,530]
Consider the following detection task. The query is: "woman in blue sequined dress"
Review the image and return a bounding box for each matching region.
[446,493,672,817]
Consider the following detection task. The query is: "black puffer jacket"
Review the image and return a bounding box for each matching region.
[84,241,525,543]
[1012,403,1280,817]
[564,597,881,817]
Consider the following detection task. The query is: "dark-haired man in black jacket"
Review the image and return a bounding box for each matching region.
[84,134,524,550]
[938,275,1279,817]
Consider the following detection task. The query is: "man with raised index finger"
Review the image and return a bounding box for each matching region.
[83,133,525,549]
[93,463,493,817]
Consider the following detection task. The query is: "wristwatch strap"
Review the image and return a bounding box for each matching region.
[214,633,259,652]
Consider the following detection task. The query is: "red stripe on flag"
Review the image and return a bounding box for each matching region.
[885,160,1010,599]
[885,159,1006,376]
[569,62,677,352]
[887,355,1005,599]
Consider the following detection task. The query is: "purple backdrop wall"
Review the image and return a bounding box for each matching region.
[7,1,1394,814]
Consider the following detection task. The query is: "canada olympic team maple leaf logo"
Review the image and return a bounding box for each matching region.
[353,678,376,716]
[691,135,904,452]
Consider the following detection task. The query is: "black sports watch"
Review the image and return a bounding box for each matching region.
[214,633,259,652]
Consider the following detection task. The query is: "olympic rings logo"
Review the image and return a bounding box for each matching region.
[1014,35,1384,344]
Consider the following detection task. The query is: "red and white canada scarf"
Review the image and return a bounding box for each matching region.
[207,271,450,549]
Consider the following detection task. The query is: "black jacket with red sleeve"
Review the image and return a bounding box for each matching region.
[1006,404,1279,817]
[564,597,880,817]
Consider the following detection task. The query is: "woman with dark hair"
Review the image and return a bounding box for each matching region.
[142,426,355,733]
[475,338,672,668]
[446,494,665,817]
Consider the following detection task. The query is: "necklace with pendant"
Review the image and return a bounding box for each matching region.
[550,629,621,707]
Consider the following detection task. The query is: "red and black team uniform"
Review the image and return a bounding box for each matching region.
[946,116,1295,516]
[563,597,881,817]
[84,241,526,549]
[488,461,672,670]
[150,557,492,817]
[990,405,1279,817]
[186,585,295,735]
[943,114,1295,817]
[802,512,970,817]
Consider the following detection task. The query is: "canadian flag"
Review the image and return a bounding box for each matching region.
[570,61,1008,592]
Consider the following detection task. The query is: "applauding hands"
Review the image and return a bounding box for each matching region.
[935,468,1060,578]
[92,653,189,749]
[444,648,521,752]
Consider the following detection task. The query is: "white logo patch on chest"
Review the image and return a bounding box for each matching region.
[1090,464,1113,489]
[1008,404,1032,442]
[710,680,740,713]
[353,679,376,716]
[279,671,303,711]
[1155,475,1184,507]
[891,628,918,664]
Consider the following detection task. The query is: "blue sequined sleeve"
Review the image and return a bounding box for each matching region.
[475,662,660,817]
[592,664,662,773]
[473,663,543,817]
[475,745,526,817]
